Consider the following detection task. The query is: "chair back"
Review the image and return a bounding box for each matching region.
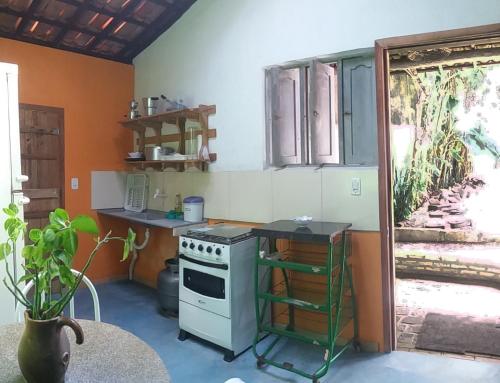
[16,269,101,322]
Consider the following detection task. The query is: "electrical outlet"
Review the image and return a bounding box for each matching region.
[351,177,361,196]
[71,177,79,190]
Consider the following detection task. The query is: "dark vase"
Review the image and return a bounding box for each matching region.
[18,311,84,383]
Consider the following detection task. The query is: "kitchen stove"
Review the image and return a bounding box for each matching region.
[178,225,268,362]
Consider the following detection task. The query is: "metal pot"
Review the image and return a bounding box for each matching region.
[142,97,159,116]
[145,146,162,161]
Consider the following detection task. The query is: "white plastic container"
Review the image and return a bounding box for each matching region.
[183,196,204,222]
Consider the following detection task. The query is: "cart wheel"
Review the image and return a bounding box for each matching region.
[353,340,361,352]
[312,378,320,383]
[257,360,265,369]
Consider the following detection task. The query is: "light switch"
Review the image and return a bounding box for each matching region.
[351,177,361,196]
[71,177,79,190]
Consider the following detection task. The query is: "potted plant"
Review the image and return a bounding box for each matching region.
[0,204,135,383]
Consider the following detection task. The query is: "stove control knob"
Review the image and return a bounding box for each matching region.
[182,241,188,248]
[189,243,195,250]
[206,246,213,253]
[198,244,204,252]
[215,248,222,256]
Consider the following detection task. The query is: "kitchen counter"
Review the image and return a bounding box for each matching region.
[97,208,205,232]
[97,208,208,280]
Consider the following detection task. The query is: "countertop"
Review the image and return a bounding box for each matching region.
[251,220,352,242]
[97,208,206,231]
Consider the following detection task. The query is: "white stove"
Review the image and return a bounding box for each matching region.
[177,225,265,362]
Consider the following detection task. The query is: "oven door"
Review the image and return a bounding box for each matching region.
[179,254,231,318]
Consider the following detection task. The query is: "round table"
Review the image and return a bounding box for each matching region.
[0,320,170,383]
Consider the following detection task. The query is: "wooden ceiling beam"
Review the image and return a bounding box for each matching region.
[2,6,73,35]
[0,6,24,18]
[122,0,196,60]
[148,0,174,6]
[57,0,148,27]
[53,1,89,47]
[0,0,198,63]
[85,0,143,52]
[1,6,130,45]
[14,0,40,36]
[0,29,131,64]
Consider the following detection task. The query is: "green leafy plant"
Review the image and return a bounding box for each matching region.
[464,121,500,159]
[390,67,483,222]
[0,204,135,320]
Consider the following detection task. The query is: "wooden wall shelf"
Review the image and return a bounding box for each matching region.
[125,155,216,172]
[120,105,216,131]
[120,104,217,172]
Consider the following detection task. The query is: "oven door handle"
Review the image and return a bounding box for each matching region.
[179,254,229,270]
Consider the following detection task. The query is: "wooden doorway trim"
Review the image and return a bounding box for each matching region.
[374,23,500,352]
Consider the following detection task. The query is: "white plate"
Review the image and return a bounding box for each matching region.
[292,216,313,226]
[128,152,143,158]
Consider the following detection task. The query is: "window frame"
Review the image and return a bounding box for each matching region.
[264,47,376,169]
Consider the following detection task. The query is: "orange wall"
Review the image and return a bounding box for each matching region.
[350,231,384,350]
[0,38,134,282]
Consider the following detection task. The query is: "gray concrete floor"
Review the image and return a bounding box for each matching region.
[73,279,500,382]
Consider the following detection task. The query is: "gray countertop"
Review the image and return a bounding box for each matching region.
[0,320,170,383]
[97,208,205,231]
[251,220,352,243]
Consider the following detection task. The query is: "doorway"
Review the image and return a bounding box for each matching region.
[375,24,500,355]
[19,104,64,232]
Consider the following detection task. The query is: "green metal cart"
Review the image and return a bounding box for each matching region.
[251,220,359,383]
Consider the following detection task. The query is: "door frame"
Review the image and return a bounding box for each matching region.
[19,103,65,210]
[374,23,500,352]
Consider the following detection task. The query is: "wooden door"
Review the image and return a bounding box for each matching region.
[19,104,64,232]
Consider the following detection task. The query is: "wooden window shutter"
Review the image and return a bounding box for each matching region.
[266,67,304,166]
[309,60,340,164]
[342,56,378,165]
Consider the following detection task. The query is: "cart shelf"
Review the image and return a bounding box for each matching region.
[257,256,328,275]
[258,280,350,313]
[257,249,346,275]
[258,288,328,312]
[260,309,354,348]
[261,323,330,347]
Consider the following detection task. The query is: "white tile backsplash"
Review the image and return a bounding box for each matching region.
[229,171,273,223]
[321,167,379,230]
[163,172,194,211]
[146,171,167,211]
[190,172,230,219]
[90,171,126,210]
[139,166,380,231]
